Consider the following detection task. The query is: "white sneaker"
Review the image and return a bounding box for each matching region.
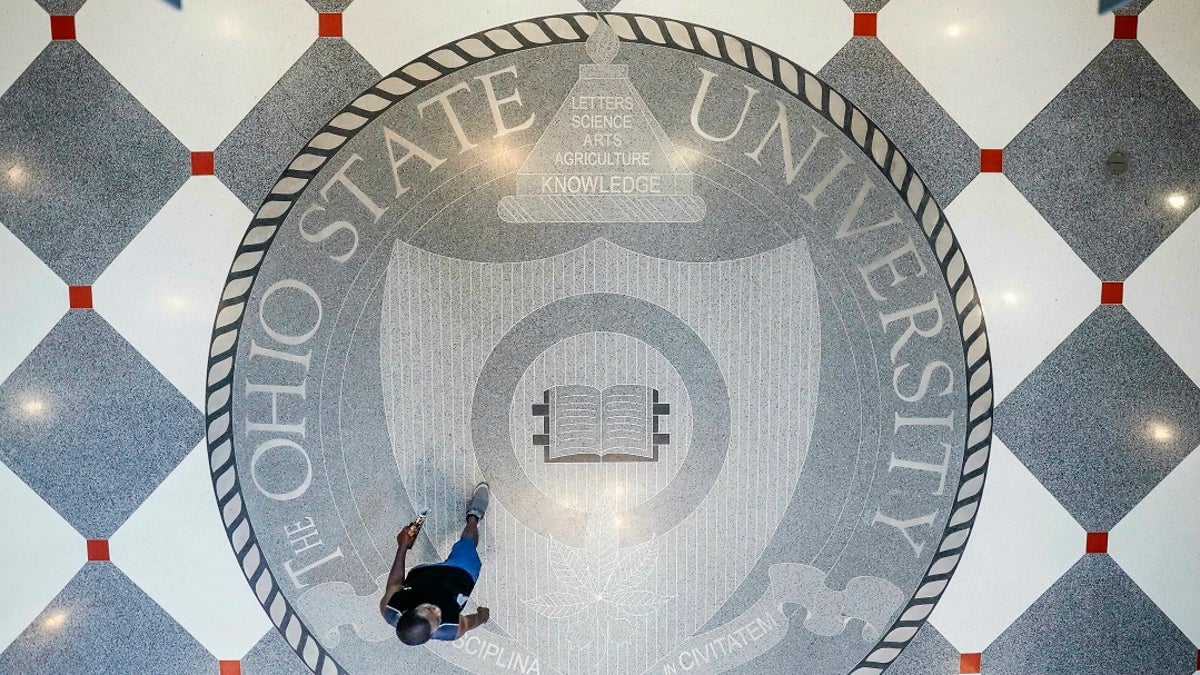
[466,482,489,520]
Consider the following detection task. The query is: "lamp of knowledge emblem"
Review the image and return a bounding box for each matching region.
[207,14,994,675]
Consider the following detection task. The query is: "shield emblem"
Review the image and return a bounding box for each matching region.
[380,236,821,673]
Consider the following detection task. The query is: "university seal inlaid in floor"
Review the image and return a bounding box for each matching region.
[206,14,994,675]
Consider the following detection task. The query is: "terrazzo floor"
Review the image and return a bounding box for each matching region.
[1,1,1199,674]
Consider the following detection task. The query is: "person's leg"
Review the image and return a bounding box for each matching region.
[461,514,479,545]
[444,524,483,581]
[462,481,488,546]
[465,482,489,524]
[442,482,489,581]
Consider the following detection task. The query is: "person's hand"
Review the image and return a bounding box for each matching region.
[476,607,490,624]
[396,526,416,550]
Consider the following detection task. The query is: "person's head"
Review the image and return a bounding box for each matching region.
[396,604,441,645]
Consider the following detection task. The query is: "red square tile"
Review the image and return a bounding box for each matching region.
[853,13,877,37]
[68,285,93,309]
[1086,531,1109,554]
[86,539,109,561]
[1114,15,1138,40]
[319,13,343,38]
[959,652,981,674]
[980,148,1004,173]
[191,151,215,176]
[50,15,76,41]
[1101,281,1124,305]
[219,661,241,675]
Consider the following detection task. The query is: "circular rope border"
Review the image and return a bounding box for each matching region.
[204,13,994,675]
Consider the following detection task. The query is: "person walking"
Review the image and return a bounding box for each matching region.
[380,482,491,645]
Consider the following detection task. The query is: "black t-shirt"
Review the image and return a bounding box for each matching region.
[387,564,476,625]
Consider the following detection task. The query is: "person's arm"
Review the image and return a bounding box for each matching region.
[456,606,490,639]
[379,527,416,618]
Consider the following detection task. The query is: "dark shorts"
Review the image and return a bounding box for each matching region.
[415,536,481,582]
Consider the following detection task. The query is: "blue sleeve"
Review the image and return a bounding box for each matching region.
[431,623,459,641]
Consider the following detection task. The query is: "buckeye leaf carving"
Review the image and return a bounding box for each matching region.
[523,592,593,619]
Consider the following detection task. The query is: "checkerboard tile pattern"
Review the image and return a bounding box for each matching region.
[0,1,1197,673]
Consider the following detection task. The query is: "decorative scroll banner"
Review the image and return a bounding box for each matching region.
[297,562,900,675]
[430,626,562,675]
[297,578,559,675]
[645,564,904,675]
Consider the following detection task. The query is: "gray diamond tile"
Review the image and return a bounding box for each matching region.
[820,37,978,204]
[578,0,622,10]
[34,0,85,14]
[0,311,202,537]
[842,0,890,11]
[240,628,311,675]
[0,563,215,672]
[982,555,1194,674]
[307,0,353,11]
[994,306,1200,531]
[1114,0,1154,14]
[0,41,189,284]
[215,38,379,209]
[1006,40,1200,280]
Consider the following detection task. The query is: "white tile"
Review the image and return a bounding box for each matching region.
[1141,0,1200,108]
[344,0,582,75]
[92,178,249,408]
[929,438,1084,653]
[878,0,1111,148]
[1110,445,1200,645]
[0,222,68,387]
[75,0,315,150]
[618,0,851,72]
[109,443,272,659]
[945,175,1100,403]
[1126,209,1200,387]
[0,0,48,98]
[0,460,86,653]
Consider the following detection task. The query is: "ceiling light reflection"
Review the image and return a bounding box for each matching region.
[1001,291,1019,305]
[1166,193,1187,210]
[40,610,67,632]
[672,141,701,169]
[6,164,26,185]
[946,24,962,38]
[19,398,46,418]
[1150,424,1174,442]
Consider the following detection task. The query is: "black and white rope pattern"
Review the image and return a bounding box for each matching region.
[205,13,994,675]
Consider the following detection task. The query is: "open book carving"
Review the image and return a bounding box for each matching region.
[532,385,670,463]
